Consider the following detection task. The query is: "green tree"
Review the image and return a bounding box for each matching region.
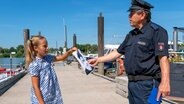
[2,53,10,57]
[3,48,9,54]
[0,47,3,53]
[16,45,24,57]
[77,44,98,55]
[16,51,23,57]
[77,44,86,54]
[16,45,24,51]
[90,44,98,53]
[9,47,16,53]
[48,48,56,53]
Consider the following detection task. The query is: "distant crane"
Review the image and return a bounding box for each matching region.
[63,18,67,53]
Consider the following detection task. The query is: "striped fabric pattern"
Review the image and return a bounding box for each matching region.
[29,55,63,104]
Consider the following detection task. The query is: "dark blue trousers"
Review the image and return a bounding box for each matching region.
[128,79,160,104]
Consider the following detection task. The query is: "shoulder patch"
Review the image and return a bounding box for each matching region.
[151,23,159,30]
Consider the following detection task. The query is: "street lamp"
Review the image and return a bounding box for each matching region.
[10,52,16,76]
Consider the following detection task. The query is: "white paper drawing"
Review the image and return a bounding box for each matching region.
[72,49,93,75]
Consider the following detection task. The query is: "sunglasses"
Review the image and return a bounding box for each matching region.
[129,10,144,17]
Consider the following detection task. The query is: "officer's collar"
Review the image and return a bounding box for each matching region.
[139,21,151,33]
[133,28,141,35]
[133,21,150,35]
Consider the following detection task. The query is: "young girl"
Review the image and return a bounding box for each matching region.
[27,35,77,104]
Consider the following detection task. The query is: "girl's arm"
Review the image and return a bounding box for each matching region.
[31,76,45,104]
[54,47,77,62]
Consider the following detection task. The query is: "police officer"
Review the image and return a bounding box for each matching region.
[89,0,170,103]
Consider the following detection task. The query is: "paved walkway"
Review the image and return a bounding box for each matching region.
[0,62,128,104]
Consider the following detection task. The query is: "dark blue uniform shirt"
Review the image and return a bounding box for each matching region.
[117,21,168,75]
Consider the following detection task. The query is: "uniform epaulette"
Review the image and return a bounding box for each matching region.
[151,23,159,30]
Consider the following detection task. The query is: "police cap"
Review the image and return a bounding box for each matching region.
[128,0,154,11]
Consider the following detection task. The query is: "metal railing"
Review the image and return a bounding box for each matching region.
[169,52,184,62]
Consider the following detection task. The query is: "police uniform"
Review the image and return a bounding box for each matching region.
[117,0,169,103]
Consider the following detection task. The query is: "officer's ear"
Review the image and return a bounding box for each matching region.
[139,11,146,20]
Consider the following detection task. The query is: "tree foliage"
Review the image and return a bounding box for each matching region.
[0,44,98,57]
[0,45,24,58]
[77,44,97,55]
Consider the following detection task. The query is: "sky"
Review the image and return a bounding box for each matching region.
[0,0,184,49]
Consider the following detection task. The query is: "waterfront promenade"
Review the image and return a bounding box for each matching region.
[0,62,128,104]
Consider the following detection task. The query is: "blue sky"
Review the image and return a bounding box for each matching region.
[0,0,184,48]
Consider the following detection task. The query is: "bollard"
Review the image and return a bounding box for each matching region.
[23,29,30,69]
[98,12,104,75]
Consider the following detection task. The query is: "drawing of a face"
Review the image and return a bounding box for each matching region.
[75,50,93,75]
[77,51,85,62]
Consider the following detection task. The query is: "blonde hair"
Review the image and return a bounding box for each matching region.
[26,35,46,65]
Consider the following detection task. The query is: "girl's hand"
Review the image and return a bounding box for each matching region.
[55,47,77,62]
[71,47,77,52]
[68,47,77,54]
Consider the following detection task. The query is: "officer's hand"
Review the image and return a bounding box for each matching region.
[157,81,170,101]
[88,58,98,66]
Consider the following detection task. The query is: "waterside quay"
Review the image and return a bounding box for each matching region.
[0,62,178,104]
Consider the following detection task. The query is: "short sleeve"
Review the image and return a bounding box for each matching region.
[117,34,129,54]
[154,28,169,56]
[29,62,40,76]
[44,55,55,63]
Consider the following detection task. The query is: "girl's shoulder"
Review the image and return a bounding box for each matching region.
[29,60,41,69]
[44,54,56,63]
[28,60,43,76]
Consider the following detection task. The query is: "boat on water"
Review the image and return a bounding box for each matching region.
[0,67,24,81]
[0,65,26,95]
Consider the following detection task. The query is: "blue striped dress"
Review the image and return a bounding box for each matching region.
[29,55,63,104]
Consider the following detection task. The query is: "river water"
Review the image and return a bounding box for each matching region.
[0,58,24,68]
